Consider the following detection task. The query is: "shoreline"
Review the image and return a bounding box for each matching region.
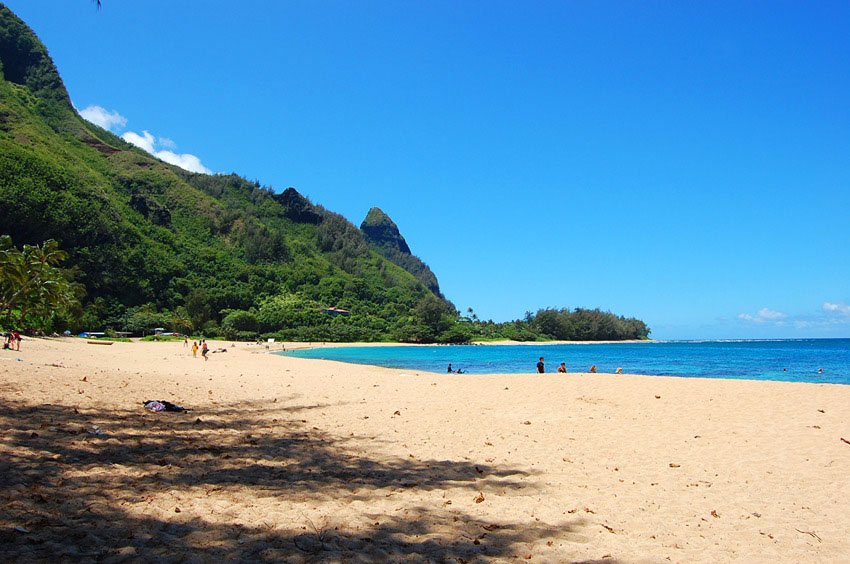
[277,339,847,386]
[2,337,848,561]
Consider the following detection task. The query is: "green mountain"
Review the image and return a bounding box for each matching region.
[0,4,454,341]
[0,5,650,343]
[360,207,442,297]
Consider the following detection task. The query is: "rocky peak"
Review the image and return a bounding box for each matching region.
[360,207,411,254]
[274,187,322,224]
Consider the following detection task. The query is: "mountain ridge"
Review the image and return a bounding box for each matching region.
[0,4,456,341]
[0,4,650,343]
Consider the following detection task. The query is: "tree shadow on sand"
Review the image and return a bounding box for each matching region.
[0,399,608,562]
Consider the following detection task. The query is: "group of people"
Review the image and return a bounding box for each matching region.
[536,357,619,374]
[444,357,623,375]
[190,339,209,361]
[537,357,567,373]
[3,330,21,351]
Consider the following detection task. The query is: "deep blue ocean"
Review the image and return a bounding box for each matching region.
[282,339,850,385]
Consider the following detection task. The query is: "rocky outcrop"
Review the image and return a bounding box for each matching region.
[360,207,411,254]
[360,207,442,297]
[274,187,322,224]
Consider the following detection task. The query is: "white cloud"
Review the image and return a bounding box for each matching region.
[122,129,211,174]
[79,105,127,131]
[738,308,788,324]
[823,302,850,316]
[78,103,212,174]
[121,130,156,153]
[153,150,211,174]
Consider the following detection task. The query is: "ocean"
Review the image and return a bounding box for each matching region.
[281,339,850,385]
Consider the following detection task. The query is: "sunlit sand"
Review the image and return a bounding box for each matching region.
[2,337,848,561]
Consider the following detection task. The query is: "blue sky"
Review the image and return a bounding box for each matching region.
[6,1,849,339]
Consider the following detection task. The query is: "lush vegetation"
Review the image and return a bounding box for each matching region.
[460,307,650,342]
[0,6,650,343]
[0,236,81,331]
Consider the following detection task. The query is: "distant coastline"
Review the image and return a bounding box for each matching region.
[282,339,653,351]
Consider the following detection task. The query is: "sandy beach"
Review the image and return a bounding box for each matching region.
[1,337,848,562]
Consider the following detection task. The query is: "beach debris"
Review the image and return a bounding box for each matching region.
[14,526,29,534]
[654,395,661,399]
[393,410,400,416]
[669,463,681,468]
[795,528,822,542]
[840,437,850,445]
[144,400,189,413]
[80,376,87,382]
[818,409,825,413]
[711,510,719,518]
[475,466,484,474]
[521,421,531,425]
[87,425,104,436]
[474,492,485,503]
[601,523,616,533]
[175,507,181,513]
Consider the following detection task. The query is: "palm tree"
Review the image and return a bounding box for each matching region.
[0,236,81,329]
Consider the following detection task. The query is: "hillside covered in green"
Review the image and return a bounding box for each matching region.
[0,5,649,343]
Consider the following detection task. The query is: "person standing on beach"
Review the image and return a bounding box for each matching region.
[11,330,21,351]
[192,341,198,358]
[537,357,545,373]
[201,340,209,361]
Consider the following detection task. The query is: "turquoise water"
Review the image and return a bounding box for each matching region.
[282,339,850,385]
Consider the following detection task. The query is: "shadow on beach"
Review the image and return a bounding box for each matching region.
[0,398,598,562]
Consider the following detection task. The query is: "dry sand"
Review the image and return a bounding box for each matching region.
[1,337,848,562]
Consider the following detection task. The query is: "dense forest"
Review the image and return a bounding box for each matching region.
[0,5,650,343]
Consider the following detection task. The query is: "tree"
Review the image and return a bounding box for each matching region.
[221,309,259,340]
[0,236,81,329]
[121,304,170,335]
